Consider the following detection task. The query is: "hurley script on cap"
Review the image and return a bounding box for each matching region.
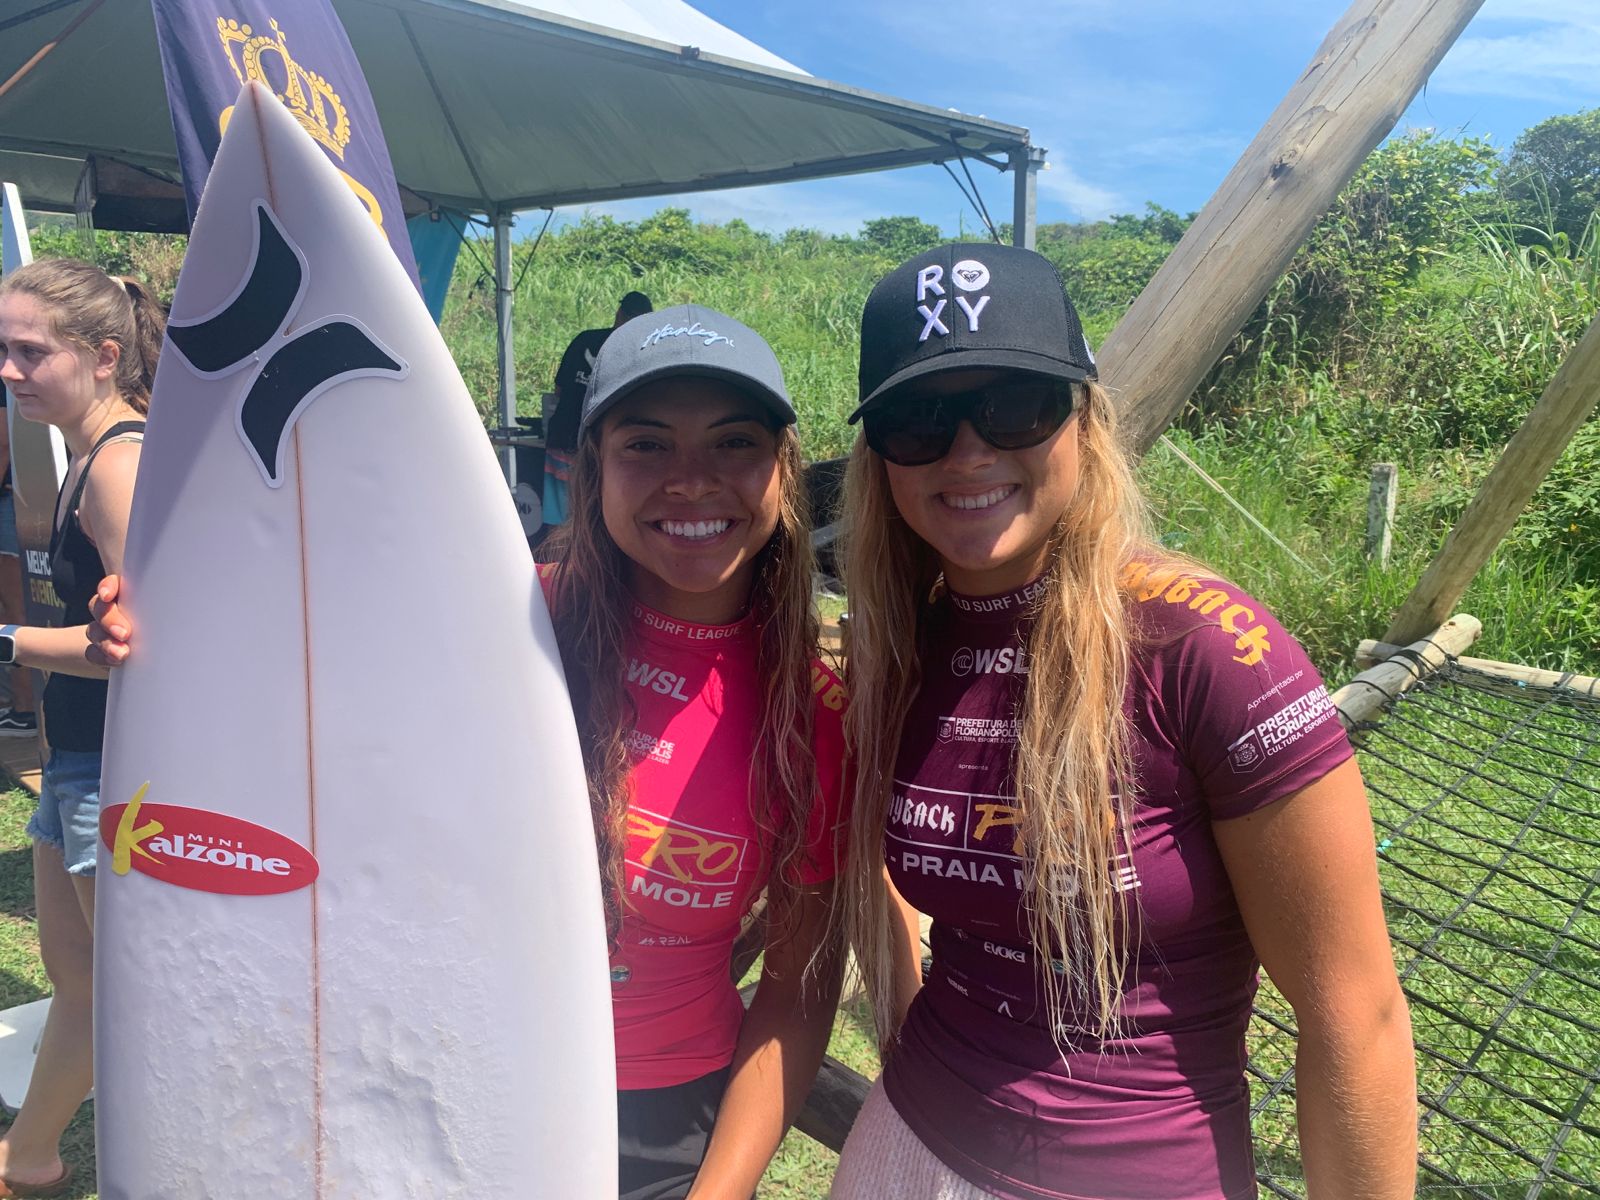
[641,321,733,349]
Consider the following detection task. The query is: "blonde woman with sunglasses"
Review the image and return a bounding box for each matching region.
[830,245,1415,1200]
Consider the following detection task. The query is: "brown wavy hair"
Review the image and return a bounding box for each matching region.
[841,379,1164,1051]
[0,258,165,412]
[545,416,824,953]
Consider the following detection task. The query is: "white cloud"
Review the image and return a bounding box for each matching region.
[1107,132,1247,167]
[532,1,1594,237]
[1432,6,1600,105]
[1035,160,1123,221]
[864,0,1291,53]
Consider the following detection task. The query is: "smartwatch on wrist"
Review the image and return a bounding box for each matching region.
[0,625,18,666]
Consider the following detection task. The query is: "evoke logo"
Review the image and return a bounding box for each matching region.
[100,784,319,896]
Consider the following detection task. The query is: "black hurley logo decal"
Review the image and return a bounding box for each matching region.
[167,202,407,487]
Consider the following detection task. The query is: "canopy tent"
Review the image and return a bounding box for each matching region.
[0,0,1036,217]
[0,0,1039,468]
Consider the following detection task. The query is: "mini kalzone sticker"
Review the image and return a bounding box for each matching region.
[100,783,318,896]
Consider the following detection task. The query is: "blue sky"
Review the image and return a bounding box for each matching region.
[563,0,1600,236]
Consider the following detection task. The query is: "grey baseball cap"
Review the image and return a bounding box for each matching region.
[580,303,796,434]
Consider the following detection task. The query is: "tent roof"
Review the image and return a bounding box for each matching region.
[0,0,1032,220]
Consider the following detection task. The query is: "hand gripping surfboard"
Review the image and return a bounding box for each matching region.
[94,81,616,1198]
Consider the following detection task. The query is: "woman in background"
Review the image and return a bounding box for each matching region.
[0,259,159,1197]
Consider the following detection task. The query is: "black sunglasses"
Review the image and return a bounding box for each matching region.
[863,378,1079,467]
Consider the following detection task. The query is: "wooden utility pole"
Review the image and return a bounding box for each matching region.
[1098,0,1487,457]
[1384,315,1600,647]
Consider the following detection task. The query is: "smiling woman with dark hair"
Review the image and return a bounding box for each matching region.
[92,301,846,1200]
[540,303,847,1199]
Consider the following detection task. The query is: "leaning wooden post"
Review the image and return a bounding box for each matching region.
[1384,314,1600,646]
[1331,613,1481,729]
[1098,0,1486,457]
[1356,639,1600,696]
[1366,463,1398,566]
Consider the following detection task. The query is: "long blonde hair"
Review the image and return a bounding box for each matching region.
[0,258,165,412]
[546,419,823,951]
[842,379,1159,1050]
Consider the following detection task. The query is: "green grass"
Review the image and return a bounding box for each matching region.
[20,151,1596,1195]
[1247,666,1600,1198]
[439,224,1600,680]
[757,991,880,1198]
[1137,423,1600,678]
[442,227,881,461]
[63,199,1600,677]
[0,786,95,1200]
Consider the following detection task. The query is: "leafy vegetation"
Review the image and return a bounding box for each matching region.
[362,117,1600,674]
[21,117,1600,679]
[1504,106,1600,244]
[0,787,96,1199]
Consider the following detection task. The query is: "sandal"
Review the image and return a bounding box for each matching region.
[0,1163,73,1197]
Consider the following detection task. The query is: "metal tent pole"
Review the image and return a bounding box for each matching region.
[493,209,517,485]
[1010,145,1043,249]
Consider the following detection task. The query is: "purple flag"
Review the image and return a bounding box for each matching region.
[150,0,421,291]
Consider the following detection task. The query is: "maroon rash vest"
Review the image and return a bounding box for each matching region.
[881,564,1353,1200]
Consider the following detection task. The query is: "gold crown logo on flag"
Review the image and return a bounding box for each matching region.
[216,17,352,160]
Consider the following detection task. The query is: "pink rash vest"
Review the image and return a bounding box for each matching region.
[881,564,1353,1200]
[542,569,848,1089]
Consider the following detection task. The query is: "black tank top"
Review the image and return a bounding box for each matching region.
[42,420,145,753]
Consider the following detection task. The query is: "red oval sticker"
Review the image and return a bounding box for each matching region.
[100,784,319,896]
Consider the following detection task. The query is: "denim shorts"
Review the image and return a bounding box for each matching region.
[27,749,104,875]
[0,491,18,557]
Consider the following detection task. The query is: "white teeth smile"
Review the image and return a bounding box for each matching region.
[942,485,1016,511]
[657,519,731,540]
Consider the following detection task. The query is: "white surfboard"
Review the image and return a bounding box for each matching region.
[2,183,69,657]
[0,998,51,1114]
[94,80,615,1199]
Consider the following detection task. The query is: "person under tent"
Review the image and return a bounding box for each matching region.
[542,290,653,528]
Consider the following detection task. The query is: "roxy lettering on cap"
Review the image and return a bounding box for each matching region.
[641,321,732,349]
[915,262,991,342]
